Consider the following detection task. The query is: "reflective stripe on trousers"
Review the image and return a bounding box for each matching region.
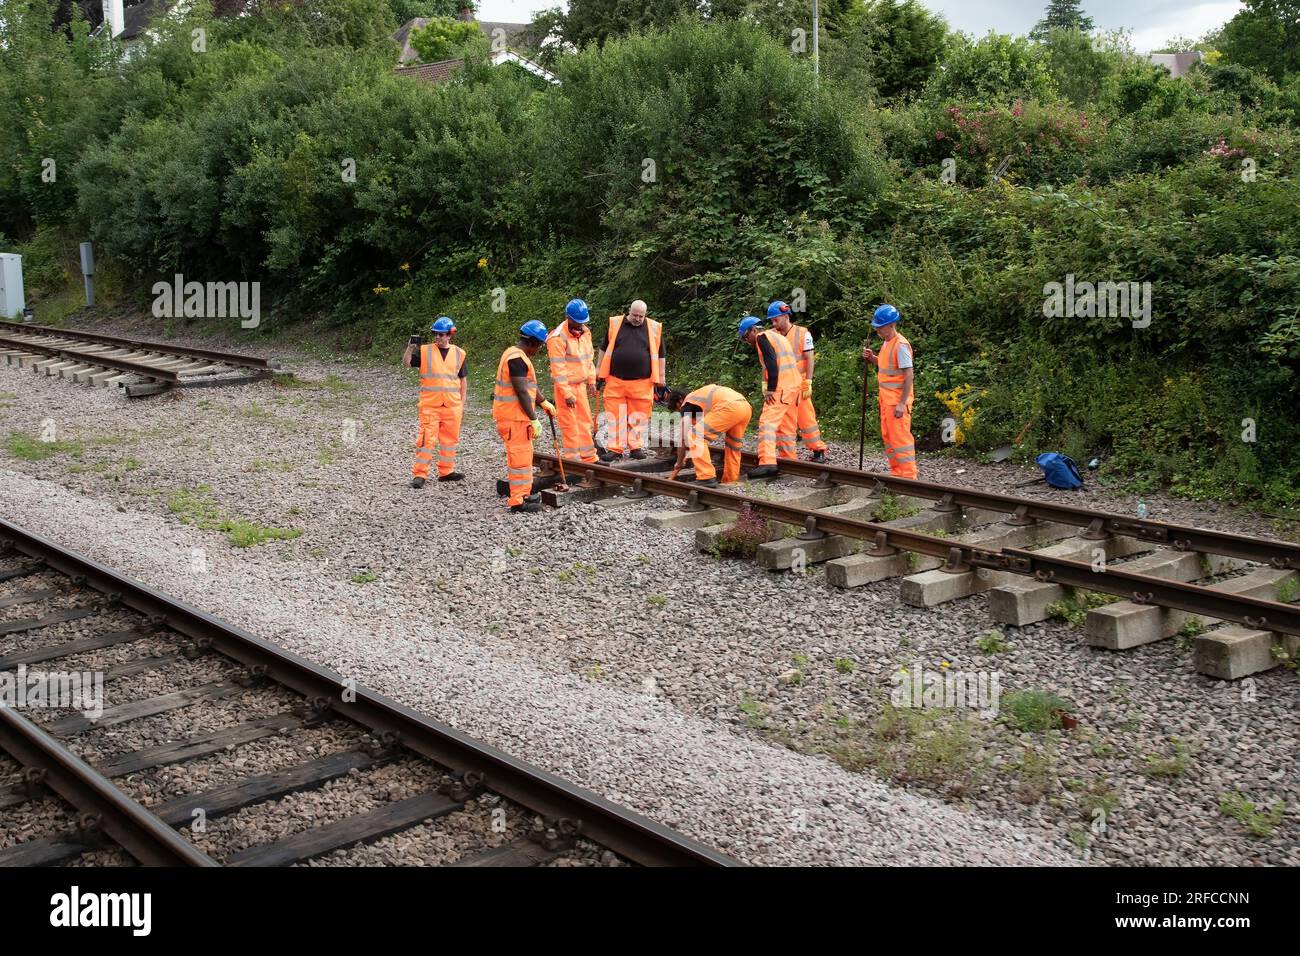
[413,405,463,479]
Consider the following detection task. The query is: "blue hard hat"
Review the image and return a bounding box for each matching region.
[520,320,549,343]
[766,301,791,321]
[564,298,590,324]
[872,304,900,328]
[738,315,762,338]
[431,316,455,334]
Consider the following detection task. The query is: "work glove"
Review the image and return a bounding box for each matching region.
[540,399,557,417]
[802,381,813,400]
[527,421,539,442]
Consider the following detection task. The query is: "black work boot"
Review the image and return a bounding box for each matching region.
[509,501,543,514]
[628,448,647,460]
[811,450,828,464]
[695,477,719,488]
[747,464,778,479]
[411,477,426,489]
[437,472,465,482]
[599,449,621,463]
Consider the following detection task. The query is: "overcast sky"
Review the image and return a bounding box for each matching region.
[472,0,1243,52]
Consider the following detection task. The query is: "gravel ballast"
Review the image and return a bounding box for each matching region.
[1,326,1295,866]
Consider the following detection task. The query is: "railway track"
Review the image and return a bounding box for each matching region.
[0,320,278,397]
[0,518,732,868]
[534,450,1300,681]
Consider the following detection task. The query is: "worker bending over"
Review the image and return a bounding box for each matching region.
[493,321,556,514]
[403,316,467,488]
[862,304,917,478]
[661,384,752,487]
[739,314,802,478]
[546,298,599,465]
[596,299,665,461]
[767,300,828,464]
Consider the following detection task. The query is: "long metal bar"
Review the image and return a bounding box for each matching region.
[0,335,181,383]
[537,453,1300,636]
[0,520,733,867]
[0,320,274,370]
[727,449,1300,571]
[0,707,218,867]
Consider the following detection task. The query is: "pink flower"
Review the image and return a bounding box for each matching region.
[935,130,946,140]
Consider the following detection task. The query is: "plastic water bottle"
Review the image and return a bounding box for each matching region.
[1136,499,1148,519]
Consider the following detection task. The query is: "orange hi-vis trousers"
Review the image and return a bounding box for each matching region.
[413,406,462,480]
[686,398,752,484]
[880,393,917,479]
[796,390,827,453]
[756,388,800,465]
[497,421,535,507]
[554,388,598,464]
[603,376,653,453]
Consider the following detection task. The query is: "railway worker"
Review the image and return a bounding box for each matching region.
[862,304,917,479]
[403,316,467,488]
[595,299,665,462]
[660,383,752,487]
[767,300,829,464]
[494,321,556,514]
[546,299,599,465]
[739,314,802,478]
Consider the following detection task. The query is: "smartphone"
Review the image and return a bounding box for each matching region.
[409,333,423,345]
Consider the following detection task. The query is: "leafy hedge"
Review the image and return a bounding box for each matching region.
[3,1,1299,504]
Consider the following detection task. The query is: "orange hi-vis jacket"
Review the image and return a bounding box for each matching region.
[493,346,538,424]
[876,332,913,407]
[418,343,465,410]
[684,384,746,413]
[546,325,595,400]
[783,323,814,380]
[598,315,665,385]
[757,329,802,397]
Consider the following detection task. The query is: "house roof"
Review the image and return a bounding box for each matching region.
[393,58,467,85]
[90,0,170,40]
[392,17,535,65]
[394,49,558,86]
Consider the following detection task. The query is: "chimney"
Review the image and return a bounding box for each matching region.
[102,0,125,38]
[457,5,473,22]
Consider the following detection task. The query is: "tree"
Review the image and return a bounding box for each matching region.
[925,32,1056,105]
[1218,0,1300,81]
[559,0,696,50]
[409,15,487,62]
[1030,0,1094,41]
[848,0,949,100]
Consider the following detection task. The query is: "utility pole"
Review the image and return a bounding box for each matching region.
[813,0,820,86]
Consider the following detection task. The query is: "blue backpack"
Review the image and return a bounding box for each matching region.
[1036,452,1083,490]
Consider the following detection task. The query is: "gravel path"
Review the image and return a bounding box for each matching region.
[1,322,1295,866]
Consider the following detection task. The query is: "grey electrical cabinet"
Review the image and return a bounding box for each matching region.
[0,253,24,319]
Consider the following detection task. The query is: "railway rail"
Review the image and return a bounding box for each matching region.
[726,450,1300,570]
[0,517,732,868]
[533,452,1300,641]
[0,320,278,397]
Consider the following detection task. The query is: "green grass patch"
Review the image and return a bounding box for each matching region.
[871,492,921,522]
[350,570,377,584]
[165,485,301,548]
[1000,689,1075,733]
[1144,737,1197,779]
[5,432,84,461]
[1047,588,1119,627]
[1218,792,1285,838]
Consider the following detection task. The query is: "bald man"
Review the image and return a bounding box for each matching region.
[595,299,666,461]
